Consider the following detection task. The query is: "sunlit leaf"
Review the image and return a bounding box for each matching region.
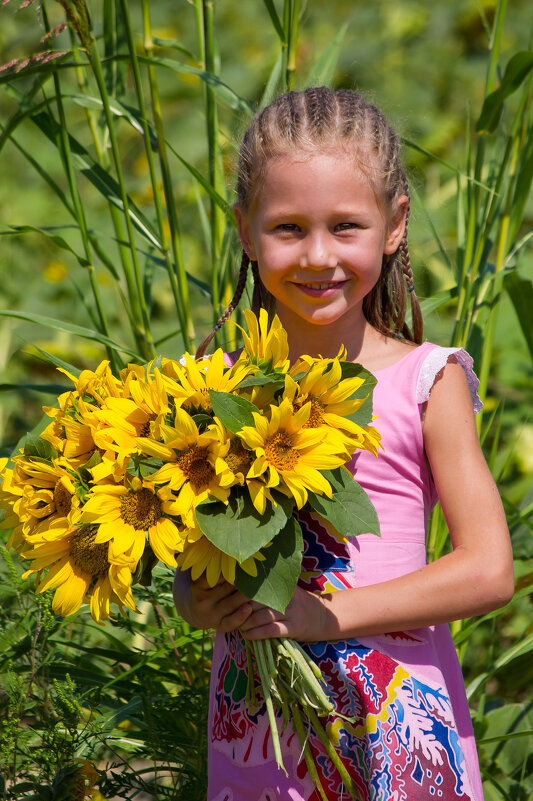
[307,23,348,87]
[209,390,259,433]
[476,50,533,133]
[504,270,533,361]
[306,467,380,537]
[195,488,293,562]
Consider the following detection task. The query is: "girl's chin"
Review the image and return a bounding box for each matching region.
[277,303,362,329]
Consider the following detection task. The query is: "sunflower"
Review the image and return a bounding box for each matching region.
[137,407,237,524]
[160,347,255,414]
[92,365,171,469]
[80,475,184,567]
[235,308,290,371]
[57,361,122,407]
[40,361,123,468]
[2,456,82,546]
[238,397,350,510]
[21,524,137,621]
[210,418,277,516]
[286,355,382,456]
[177,524,266,587]
[0,459,25,551]
[41,406,96,466]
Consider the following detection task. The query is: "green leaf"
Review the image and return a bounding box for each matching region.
[0,310,140,359]
[419,287,457,318]
[306,467,380,537]
[28,345,82,378]
[152,36,197,62]
[0,224,90,267]
[209,390,259,434]
[476,50,533,133]
[508,124,533,244]
[28,110,161,250]
[307,23,348,87]
[134,55,255,114]
[235,371,285,390]
[478,702,533,775]
[260,0,286,42]
[195,488,294,562]
[234,516,303,612]
[0,383,70,395]
[339,362,377,427]
[7,413,53,463]
[504,270,533,362]
[259,53,283,108]
[170,148,235,220]
[132,543,158,587]
[23,433,58,461]
[466,630,533,700]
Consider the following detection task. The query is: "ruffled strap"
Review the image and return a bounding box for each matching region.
[416,346,483,414]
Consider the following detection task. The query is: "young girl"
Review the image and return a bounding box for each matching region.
[173,86,514,801]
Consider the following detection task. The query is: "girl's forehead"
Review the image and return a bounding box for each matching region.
[249,148,385,211]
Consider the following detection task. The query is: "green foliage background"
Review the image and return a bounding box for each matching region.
[0,0,532,798]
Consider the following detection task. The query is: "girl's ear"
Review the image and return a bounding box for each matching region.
[384,195,409,255]
[234,204,257,260]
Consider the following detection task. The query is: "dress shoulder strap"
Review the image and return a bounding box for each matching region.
[416,345,483,413]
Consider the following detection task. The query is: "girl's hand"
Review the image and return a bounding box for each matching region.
[173,570,253,632]
[239,586,333,642]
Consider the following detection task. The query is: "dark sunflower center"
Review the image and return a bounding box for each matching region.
[225,439,253,474]
[120,488,162,529]
[53,480,72,516]
[304,398,325,428]
[139,420,152,437]
[264,432,299,471]
[70,526,109,578]
[177,445,215,491]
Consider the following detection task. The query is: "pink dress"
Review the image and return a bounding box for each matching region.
[209,342,485,801]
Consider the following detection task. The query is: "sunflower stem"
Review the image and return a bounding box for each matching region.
[251,640,286,774]
[306,707,362,801]
[290,704,329,801]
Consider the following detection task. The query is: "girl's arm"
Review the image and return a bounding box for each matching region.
[239,360,515,642]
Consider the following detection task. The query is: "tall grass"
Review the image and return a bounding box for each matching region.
[0,0,532,797]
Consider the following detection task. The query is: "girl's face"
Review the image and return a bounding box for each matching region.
[235,149,407,339]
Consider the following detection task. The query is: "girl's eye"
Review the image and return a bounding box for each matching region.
[335,222,356,231]
[276,223,300,232]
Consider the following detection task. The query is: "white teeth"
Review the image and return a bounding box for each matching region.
[301,282,339,289]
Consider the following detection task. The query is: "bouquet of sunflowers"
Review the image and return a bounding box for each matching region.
[0,309,379,799]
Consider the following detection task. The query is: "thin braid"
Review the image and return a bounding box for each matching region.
[398,194,423,343]
[195,250,250,359]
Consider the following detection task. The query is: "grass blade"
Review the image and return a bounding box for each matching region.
[0,310,141,359]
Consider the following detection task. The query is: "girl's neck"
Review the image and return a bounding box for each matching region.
[279,308,370,363]
[278,309,416,370]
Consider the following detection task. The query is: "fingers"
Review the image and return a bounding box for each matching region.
[218,600,253,634]
[190,576,253,632]
[239,606,284,639]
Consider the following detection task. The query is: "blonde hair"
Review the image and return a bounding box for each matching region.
[196,86,422,358]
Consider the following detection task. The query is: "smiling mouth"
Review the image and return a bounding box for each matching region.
[295,281,347,290]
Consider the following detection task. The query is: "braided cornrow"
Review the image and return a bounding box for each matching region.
[199,86,423,356]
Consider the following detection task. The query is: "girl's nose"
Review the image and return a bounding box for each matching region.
[299,232,337,269]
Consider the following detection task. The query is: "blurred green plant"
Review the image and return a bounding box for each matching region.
[0,0,532,798]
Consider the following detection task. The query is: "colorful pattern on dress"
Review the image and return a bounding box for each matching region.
[210,510,473,800]
[302,638,472,800]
